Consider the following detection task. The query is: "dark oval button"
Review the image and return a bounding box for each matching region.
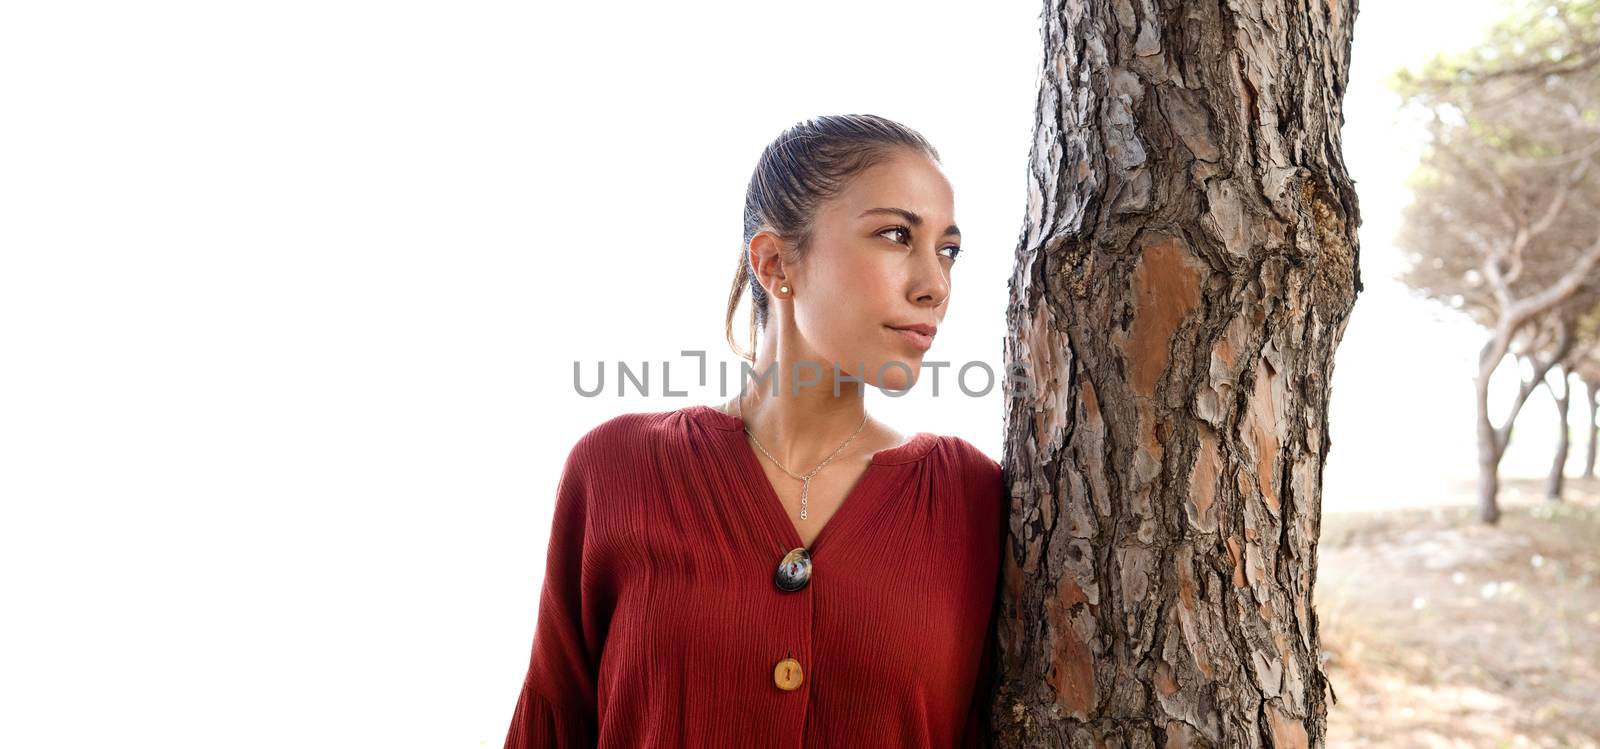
[774,547,811,592]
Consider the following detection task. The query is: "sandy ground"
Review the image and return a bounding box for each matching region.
[1318,476,1600,748]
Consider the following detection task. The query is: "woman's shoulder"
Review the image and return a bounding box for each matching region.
[926,432,1006,530]
[563,404,714,463]
[932,432,1002,478]
[567,405,666,444]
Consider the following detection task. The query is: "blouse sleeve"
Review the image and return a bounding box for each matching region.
[961,625,998,749]
[503,434,608,748]
[961,441,1006,749]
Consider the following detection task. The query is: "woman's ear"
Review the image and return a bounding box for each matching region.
[748,230,791,297]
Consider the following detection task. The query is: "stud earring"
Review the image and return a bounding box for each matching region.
[779,285,790,294]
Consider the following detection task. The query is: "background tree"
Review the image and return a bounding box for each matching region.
[1395,0,1599,100]
[1545,357,1574,500]
[1537,297,1600,500]
[1577,357,1600,476]
[1393,4,1600,523]
[989,0,1359,746]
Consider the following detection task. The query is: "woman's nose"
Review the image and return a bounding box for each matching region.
[912,251,950,307]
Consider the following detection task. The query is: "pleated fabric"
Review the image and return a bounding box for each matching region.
[502,404,1006,749]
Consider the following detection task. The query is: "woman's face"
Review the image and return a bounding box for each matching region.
[767,148,960,392]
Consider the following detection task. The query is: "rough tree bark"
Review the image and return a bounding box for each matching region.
[989,0,1360,746]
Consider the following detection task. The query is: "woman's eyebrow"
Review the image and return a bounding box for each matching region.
[858,207,961,238]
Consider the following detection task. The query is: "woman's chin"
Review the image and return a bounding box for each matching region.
[869,357,921,392]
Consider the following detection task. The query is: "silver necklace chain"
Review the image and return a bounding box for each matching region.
[738,388,868,521]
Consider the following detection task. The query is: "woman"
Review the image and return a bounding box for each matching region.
[503,114,1006,748]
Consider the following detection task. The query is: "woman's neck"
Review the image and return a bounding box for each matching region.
[724,357,894,469]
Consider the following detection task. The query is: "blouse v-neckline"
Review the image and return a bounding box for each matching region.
[682,404,939,554]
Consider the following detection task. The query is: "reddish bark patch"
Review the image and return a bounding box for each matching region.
[1225,537,1246,588]
[1188,427,1220,532]
[1214,315,1242,368]
[1155,659,1180,696]
[1139,409,1166,481]
[1174,552,1216,680]
[1245,358,1281,514]
[1266,702,1310,749]
[1128,237,1204,397]
[1177,559,1197,612]
[1046,573,1099,719]
[1164,720,1198,749]
[1195,641,1215,680]
[1057,576,1090,609]
[1027,301,1072,447]
[1048,629,1098,718]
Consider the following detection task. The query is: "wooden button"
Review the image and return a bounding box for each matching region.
[773,657,804,691]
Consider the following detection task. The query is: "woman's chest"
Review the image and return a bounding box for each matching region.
[601,494,994,687]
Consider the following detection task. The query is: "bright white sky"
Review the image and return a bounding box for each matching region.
[0,1,1554,747]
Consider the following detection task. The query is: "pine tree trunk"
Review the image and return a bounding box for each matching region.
[1476,368,1506,525]
[1583,378,1597,478]
[1475,324,1574,524]
[1546,367,1570,502]
[990,0,1360,746]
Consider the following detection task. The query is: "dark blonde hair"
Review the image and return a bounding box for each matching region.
[725,114,941,361]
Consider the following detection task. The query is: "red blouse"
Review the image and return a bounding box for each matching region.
[502,404,1006,748]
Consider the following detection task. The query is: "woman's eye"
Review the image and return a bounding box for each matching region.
[880,226,959,261]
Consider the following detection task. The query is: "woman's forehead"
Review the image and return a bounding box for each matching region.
[827,156,955,221]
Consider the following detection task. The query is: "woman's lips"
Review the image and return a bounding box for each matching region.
[887,325,933,352]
